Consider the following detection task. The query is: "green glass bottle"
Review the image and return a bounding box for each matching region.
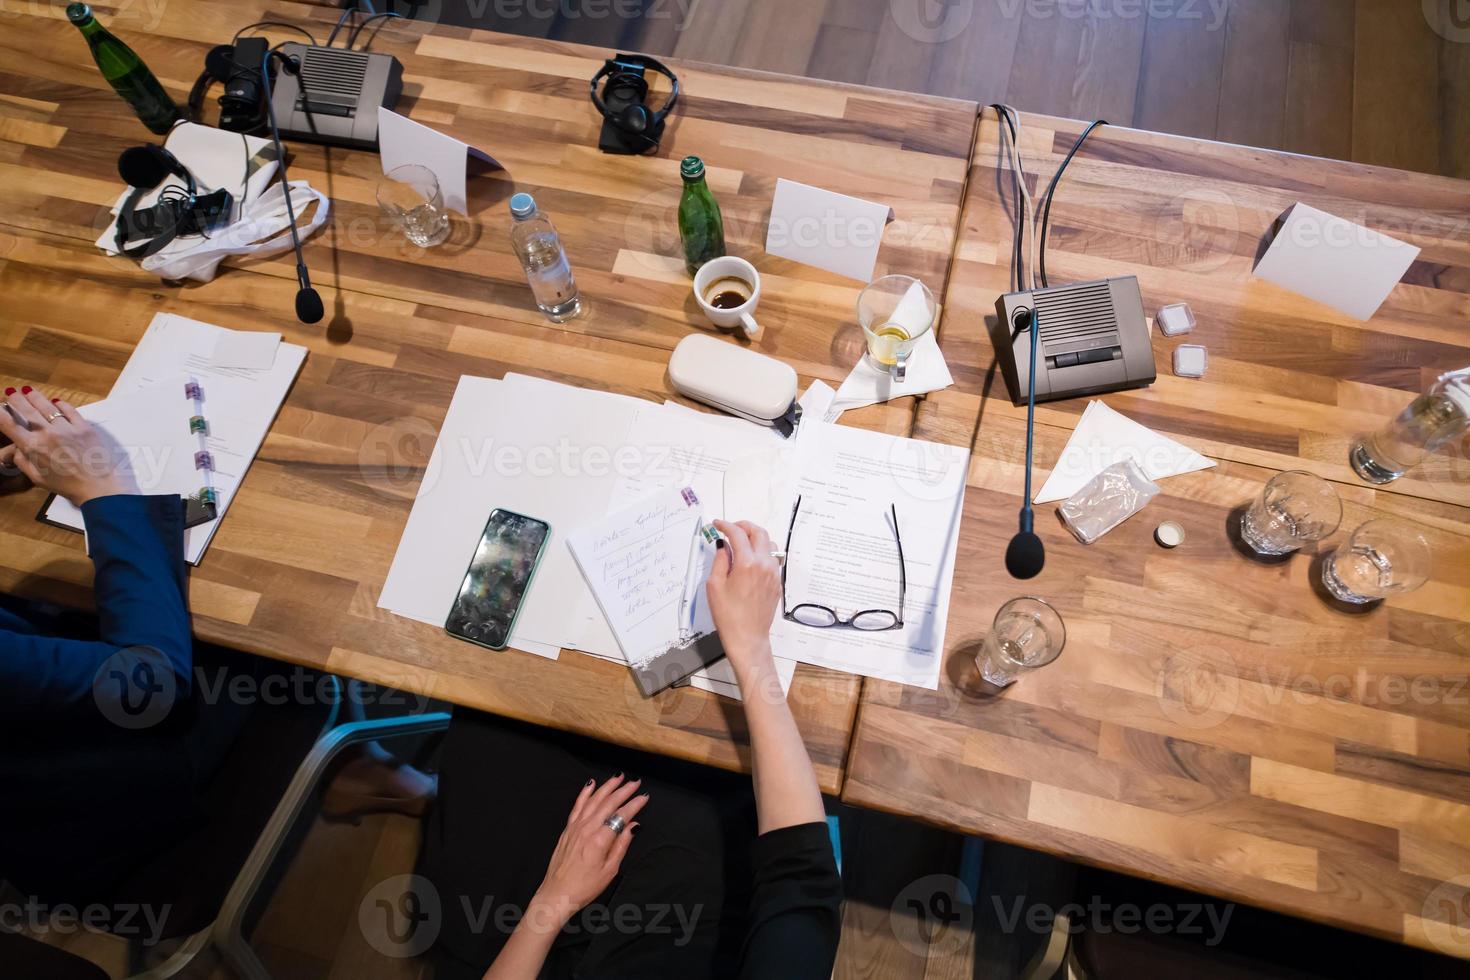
[67,3,182,136]
[677,156,725,275]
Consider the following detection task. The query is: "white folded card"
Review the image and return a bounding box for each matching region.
[765,178,893,282]
[1252,203,1420,321]
[377,107,500,215]
[1034,401,1214,504]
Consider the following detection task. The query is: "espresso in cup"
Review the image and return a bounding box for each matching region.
[703,276,755,310]
[693,256,762,339]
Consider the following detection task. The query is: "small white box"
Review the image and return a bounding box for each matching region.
[1157,303,1195,336]
[1173,344,1207,378]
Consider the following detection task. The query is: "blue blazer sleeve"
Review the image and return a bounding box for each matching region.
[0,494,191,719]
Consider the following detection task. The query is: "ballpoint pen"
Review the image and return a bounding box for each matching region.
[677,520,718,641]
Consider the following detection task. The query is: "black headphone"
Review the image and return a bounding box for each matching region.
[187,38,272,134]
[114,144,233,259]
[589,54,679,155]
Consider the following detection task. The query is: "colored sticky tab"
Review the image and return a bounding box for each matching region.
[189,415,207,434]
[194,450,213,470]
[681,487,699,507]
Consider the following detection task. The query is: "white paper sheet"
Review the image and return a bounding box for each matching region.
[769,421,969,689]
[1252,203,1420,321]
[103,313,307,564]
[377,108,499,216]
[1033,400,1215,504]
[765,178,893,282]
[378,374,640,658]
[211,330,280,370]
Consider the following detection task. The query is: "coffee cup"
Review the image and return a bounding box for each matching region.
[694,256,761,339]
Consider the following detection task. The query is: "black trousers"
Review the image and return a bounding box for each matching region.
[0,637,257,906]
[421,712,760,980]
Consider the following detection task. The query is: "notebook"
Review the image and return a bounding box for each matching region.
[565,485,726,694]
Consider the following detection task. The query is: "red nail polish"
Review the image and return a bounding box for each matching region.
[3,389,13,396]
[20,386,31,395]
[51,399,59,404]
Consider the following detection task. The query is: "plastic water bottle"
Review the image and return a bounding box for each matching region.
[1349,368,1470,483]
[509,193,580,322]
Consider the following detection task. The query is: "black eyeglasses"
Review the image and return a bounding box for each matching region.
[781,496,905,631]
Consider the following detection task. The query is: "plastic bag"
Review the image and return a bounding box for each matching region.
[1059,458,1160,544]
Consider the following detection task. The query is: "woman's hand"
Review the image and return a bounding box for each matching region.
[529,775,649,929]
[0,386,137,506]
[706,520,782,680]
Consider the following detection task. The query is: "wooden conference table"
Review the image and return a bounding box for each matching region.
[843,113,1470,957]
[0,0,975,795]
[2,0,1470,960]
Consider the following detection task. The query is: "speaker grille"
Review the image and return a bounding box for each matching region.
[297,47,370,113]
[1034,280,1117,344]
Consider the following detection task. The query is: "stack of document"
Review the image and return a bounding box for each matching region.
[380,373,970,695]
[43,313,306,564]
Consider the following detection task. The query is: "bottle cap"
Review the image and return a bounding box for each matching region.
[66,3,92,22]
[680,156,705,181]
[508,192,536,220]
[1155,521,1185,548]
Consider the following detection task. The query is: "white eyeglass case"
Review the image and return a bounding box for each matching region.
[668,334,801,437]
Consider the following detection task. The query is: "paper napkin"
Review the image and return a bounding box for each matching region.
[1034,401,1214,503]
[827,280,951,420]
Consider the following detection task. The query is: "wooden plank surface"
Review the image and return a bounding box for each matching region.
[0,0,978,795]
[843,111,1470,957]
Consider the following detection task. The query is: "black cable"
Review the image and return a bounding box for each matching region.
[349,11,403,50]
[991,104,1024,294]
[326,6,357,47]
[238,130,251,214]
[233,21,318,46]
[1037,118,1106,288]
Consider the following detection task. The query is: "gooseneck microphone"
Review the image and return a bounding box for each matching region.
[1005,307,1045,579]
[260,49,324,324]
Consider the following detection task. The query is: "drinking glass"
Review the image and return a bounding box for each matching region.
[377,164,450,247]
[856,275,935,382]
[1322,519,1432,603]
[978,597,1065,688]
[1239,470,1342,556]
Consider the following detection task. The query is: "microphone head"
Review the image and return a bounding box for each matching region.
[295,287,324,324]
[118,145,174,188]
[1005,530,1045,580]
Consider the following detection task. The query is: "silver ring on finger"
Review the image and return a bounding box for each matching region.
[43,412,62,423]
[603,814,626,834]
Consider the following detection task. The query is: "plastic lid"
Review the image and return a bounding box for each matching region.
[508,193,537,220]
[1155,521,1186,548]
[680,156,704,181]
[66,3,92,21]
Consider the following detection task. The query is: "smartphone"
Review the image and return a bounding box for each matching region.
[444,509,551,651]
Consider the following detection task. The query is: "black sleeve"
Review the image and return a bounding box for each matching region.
[737,821,843,979]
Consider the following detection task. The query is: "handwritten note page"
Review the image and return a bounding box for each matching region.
[566,489,710,666]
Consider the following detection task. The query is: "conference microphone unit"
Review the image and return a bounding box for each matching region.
[1005,307,1045,580]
